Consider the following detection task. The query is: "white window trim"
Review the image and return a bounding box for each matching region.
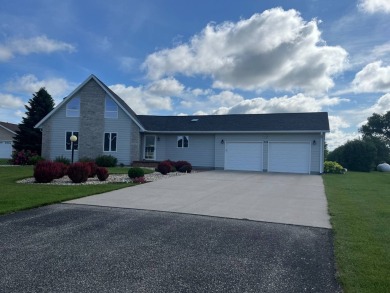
[104,97,118,119]
[144,135,156,160]
[103,132,118,152]
[66,97,80,117]
[65,131,79,151]
[177,135,189,148]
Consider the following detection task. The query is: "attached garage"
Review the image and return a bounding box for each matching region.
[225,142,263,171]
[268,142,311,174]
[0,141,13,158]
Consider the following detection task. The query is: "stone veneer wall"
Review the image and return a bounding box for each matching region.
[41,119,52,159]
[78,79,105,159]
[130,119,140,162]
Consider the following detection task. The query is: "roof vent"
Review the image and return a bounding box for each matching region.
[191,118,199,122]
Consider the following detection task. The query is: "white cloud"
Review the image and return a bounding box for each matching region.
[0,94,24,109]
[109,84,172,114]
[5,74,75,104]
[358,0,390,14]
[0,35,75,62]
[209,91,244,107]
[147,78,184,96]
[210,94,346,115]
[351,61,390,93]
[143,7,348,94]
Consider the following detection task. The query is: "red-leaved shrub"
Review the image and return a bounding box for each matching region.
[67,162,90,183]
[52,162,67,179]
[84,162,98,178]
[34,161,56,183]
[175,160,192,172]
[132,176,146,184]
[96,167,109,181]
[157,161,172,175]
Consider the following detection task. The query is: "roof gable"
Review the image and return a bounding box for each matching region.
[35,75,144,130]
[137,112,330,133]
[0,121,19,134]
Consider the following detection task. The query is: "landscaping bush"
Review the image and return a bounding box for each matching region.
[29,155,45,165]
[96,167,109,181]
[178,164,192,173]
[52,162,67,179]
[175,161,192,173]
[34,161,57,183]
[95,155,117,167]
[128,167,145,179]
[54,155,71,165]
[132,177,146,184]
[11,150,36,165]
[84,162,98,178]
[67,162,90,183]
[324,161,345,174]
[157,161,172,175]
[79,156,95,163]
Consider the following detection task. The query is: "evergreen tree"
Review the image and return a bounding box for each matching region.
[13,88,55,155]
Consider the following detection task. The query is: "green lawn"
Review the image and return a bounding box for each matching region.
[0,166,148,215]
[323,172,390,293]
[0,158,11,165]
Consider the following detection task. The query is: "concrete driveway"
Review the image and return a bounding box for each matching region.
[68,171,331,228]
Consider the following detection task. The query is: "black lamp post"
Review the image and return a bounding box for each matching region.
[70,134,78,163]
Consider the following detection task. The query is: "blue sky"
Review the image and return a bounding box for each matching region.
[1,0,390,149]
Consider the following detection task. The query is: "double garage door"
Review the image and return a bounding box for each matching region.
[225,141,310,174]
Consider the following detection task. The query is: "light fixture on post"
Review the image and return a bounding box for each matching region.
[70,134,78,163]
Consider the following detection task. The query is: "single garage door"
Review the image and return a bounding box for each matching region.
[225,142,263,171]
[0,141,13,158]
[268,142,310,174]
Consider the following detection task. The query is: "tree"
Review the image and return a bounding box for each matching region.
[327,139,377,172]
[360,111,390,145]
[13,88,55,155]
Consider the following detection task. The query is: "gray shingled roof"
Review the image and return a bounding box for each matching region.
[137,112,330,132]
[0,121,19,133]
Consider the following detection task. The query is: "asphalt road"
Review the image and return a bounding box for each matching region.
[0,204,341,293]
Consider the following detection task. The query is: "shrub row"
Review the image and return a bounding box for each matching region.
[323,161,346,174]
[12,150,44,165]
[156,160,192,175]
[33,160,109,183]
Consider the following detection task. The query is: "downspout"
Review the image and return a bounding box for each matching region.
[320,132,324,173]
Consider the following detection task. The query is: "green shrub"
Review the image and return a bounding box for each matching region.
[79,156,95,163]
[128,167,145,179]
[324,161,345,174]
[54,155,71,165]
[95,155,117,167]
[29,155,45,165]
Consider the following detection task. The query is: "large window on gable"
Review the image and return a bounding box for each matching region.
[105,97,118,119]
[66,97,80,117]
[104,132,117,152]
[177,136,189,148]
[65,131,79,150]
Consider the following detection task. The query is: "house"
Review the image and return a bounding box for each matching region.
[35,75,330,174]
[0,122,19,158]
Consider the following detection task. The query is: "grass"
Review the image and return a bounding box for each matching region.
[0,166,137,215]
[0,158,10,165]
[108,166,155,174]
[323,171,390,293]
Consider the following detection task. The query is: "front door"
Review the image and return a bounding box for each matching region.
[144,135,156,160]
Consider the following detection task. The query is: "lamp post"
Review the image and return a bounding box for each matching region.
[70,134,78,163]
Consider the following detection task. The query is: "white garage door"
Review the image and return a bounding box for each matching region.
[0,141,13,158]
[268,142,310,174]
[225,142,263,171]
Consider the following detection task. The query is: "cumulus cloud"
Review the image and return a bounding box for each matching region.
[0,35,75,62]
[358,0,390,14]
[210,94,346,115]
[326,115,359,150]
[0,94,24,109]
[5,75,75,104]
[143,8,348,94]
[147,78,184,96]
[351,61,390,93]
[109,84,172,114]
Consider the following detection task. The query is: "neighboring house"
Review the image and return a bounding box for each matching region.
[35,75,330,174]
[0,122,19,158]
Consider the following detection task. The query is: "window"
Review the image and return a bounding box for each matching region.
[66,97,80,117]
[105,97,118,119]
[177,136,189,148]
[104,133,117,152]
[65,131,79,150]
[144,135,156,160]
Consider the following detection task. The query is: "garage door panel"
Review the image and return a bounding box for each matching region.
[225,142,263,171]
[268,142,310,174]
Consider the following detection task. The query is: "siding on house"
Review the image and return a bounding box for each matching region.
[143,134,215,167]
